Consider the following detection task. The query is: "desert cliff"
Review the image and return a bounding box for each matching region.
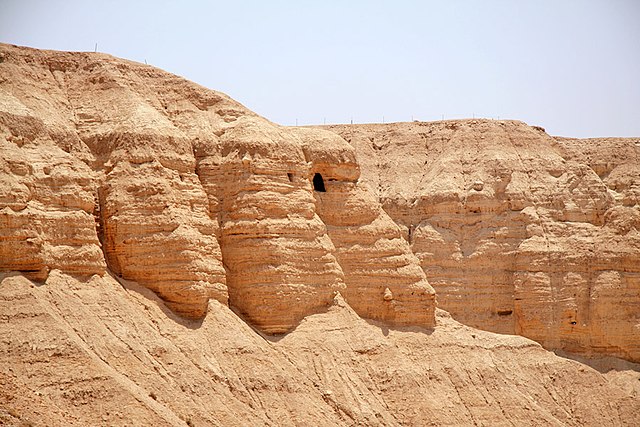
[323,121,640,363]
[0,43,435,334]
[0,44,639,426]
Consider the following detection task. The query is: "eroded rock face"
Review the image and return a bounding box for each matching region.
[1,44,639,426]
[100,159,227,318]
[2,271,638,426]
[0,44,435,332]
[0,101,105,281]
[31,47,230,319]
[195,120,347,333]
[294,127,435,327]
[324,120,640,362]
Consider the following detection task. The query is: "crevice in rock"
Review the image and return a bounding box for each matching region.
[95,182,122,277]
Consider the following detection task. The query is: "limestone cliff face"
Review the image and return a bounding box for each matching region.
[324,120,640,362]
[0,43,434,333]
[1,45,640,426]
[194,121,347,333]
[0,95,105,281]
[292,127,436,327]
[99,159,227,318]
[3,271,639,426]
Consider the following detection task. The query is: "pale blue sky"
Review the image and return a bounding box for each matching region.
[1,0,639,137]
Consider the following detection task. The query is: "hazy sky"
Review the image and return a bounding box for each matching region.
[1,0,639,137]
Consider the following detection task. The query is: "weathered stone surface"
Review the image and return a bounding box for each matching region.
[294,127,435,327]
[0,44,229,318]
[1,271,639,426]
[196,120,346,333]
[0,109,105,280]
[324,120,640,362]
[0,44,639,426]
[0,43,434,331]
[100,159,227,318]
[554,136,640,209]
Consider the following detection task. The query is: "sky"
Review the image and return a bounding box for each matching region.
[1,0,639,137]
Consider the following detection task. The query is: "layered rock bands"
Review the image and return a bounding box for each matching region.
[324,120,640,362]
[0,43,435,334]
[2,43,638,363]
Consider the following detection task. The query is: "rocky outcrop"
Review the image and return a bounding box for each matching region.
[0,98,105,281]
[194,120,347,333]
[0,43,434,332]
[324,120,640,362]
[293,127,435,327]
[99,159,227,318]
[554,136,640,210]
[1,44,639,426]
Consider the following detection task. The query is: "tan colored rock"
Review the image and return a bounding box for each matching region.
[0,111,105,280]
[0,271,638,426]
[100,159,227,318]
[0,44,230,318]
[292,127,436,327]
[324,120,640,362]
[0,43,435,332]
[196,119,346,333]
[0,44,234,320]
[554,136,640,209]
[0,44,639,426]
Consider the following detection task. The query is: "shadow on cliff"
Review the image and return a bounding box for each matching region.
[363,318,435,337]
[109,271,205,330]
[554,350,640,373]
[257,321,435,344]
[227,305,290,343]
[248,295,436,343]
[1,270,207,330]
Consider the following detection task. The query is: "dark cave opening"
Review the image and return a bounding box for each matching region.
[313,173,326,192]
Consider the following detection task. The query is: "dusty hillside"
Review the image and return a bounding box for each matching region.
[321,121,640,363]
[0,44,639,426]
[2,271,639,426]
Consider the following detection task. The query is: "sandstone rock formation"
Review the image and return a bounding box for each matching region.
[0,43,434,332]
[0,98,106,281]
[1,44,639,425]
[323,120,640,362]
[292,127,435,326]
[196,122,348,333]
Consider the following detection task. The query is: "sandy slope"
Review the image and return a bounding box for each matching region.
[1,271,638,426]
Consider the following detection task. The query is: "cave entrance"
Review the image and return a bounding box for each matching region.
[313,173,326,192]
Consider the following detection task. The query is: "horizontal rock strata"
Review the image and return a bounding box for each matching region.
[323,120,640,362]
[294,127,435,327]
[0,43,435,332]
